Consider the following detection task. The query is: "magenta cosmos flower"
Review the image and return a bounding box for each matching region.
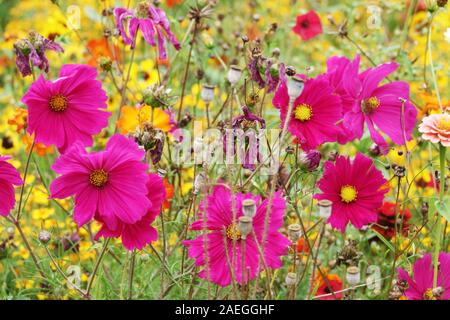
[0,156,24,216]
[114,1,180,59]
[342,58,417,153]
[292,11,323,41]
[95,173,165,250]
[21,64,110,153]
[314,153,388,232]
[398,253,450,300]
[183,185,290,287]
[50,134,150,229]
[273,76,342,150]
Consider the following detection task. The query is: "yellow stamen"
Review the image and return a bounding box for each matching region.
[340,185,358,203]
[294,103,313,122]
[438,117,450,131]
[89,169,108,188]
[226,223,241,240]
[423,288,437,300]
[361,96,380,114]
[49,94,68,112]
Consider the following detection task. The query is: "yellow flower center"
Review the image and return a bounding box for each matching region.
[226,223,241,240]
[340,185,358,203]
[423,288,437,300]
[89,169,108,188]
[49,94,68,112]
[438,117,450,131]
[361,96,380,114]
[294,104,313,122]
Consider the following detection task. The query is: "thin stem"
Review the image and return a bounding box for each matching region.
[86,238,111,297]
[128,250,136,300]
[433,145,446,287]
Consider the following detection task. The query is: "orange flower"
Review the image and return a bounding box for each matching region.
[85,38,121,67]
[22,134,53,157]
[166,0,183,7]
[296,237,310,254]
[117,105,173,134]
[8,108,28,133]
[417,92,450,118]
[163,178,174,209]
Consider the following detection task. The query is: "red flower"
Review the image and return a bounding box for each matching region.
[373,202,411,239]
[292,11,323,41]
[314,273,343,300]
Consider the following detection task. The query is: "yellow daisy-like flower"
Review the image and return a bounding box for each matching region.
[117,105,173,134]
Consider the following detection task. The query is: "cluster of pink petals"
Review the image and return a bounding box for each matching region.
[0,156,24,216]
[114,4,180,59]
[314,153,388,232]
[418,113,450,147]
[183,185,290,287]
[398,253,450,300]
[273,75,342,151]
[292,11,323,41]
[272,55,418,153]
[50,134,163,250]
[22,64,110,153]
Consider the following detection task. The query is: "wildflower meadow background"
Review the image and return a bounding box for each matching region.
[0,0,449,301]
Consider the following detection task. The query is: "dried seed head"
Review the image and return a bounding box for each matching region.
[288,224,302,242]
[242,199,257,218]
[285,272,297,287]
[346,266,360,285]
[237,216,253,239]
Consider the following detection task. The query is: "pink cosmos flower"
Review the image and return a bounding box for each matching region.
[314,153,388,232]
[183,185,290,287]
[50,134,150,229]
[292,11,323,41]
[95,173,165,250]
[418,113,450,147]
[321,55,360,144]
[273,76,342,150]
[21,64,110,153]
[341,58,417,153]
[0,156,24,216]
[398,253,450,300]
[114,2,180,59]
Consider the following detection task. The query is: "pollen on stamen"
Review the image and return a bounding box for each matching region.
[226,223,241,240]
[361,96,380,114]
[89,169,108,188]
[49,94,68,112]
[294,103,313,122]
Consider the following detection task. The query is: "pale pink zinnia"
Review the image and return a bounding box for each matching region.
[398,253,450,300]
[183,185,290,287]
[273,76,342,150]
[418,113,450,147]
[0,156,24,216]
[95,173,165,250]
[21,64,110,153]
[50,134,150,229]
[314,153,388,232]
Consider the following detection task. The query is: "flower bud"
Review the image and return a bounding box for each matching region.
[346,266,360,286]
[193,172,206,195]
[38,230,51,244]
[201,84,215,103]
[238,216,253,239]
[227,65,242,85]
[288,224,302,242]
[317,199,332,219]
[285,272,297,287]
[299,150,321,171]
[287,77,304,102]
[6,227,15,237]
[242,199,257,218]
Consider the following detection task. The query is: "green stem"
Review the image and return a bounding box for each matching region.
[433,145,446,287]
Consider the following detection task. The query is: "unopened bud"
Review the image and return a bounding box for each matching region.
[285,272,297,286]
[318,200,332,219]
[288,224,302,242]
[346,266,360,286]
[227,65,242,85]
[38,230,51,244]
[242,199,257,218]
[201,84,215,103]
[287,77,304,102]
[238,216,253,239]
